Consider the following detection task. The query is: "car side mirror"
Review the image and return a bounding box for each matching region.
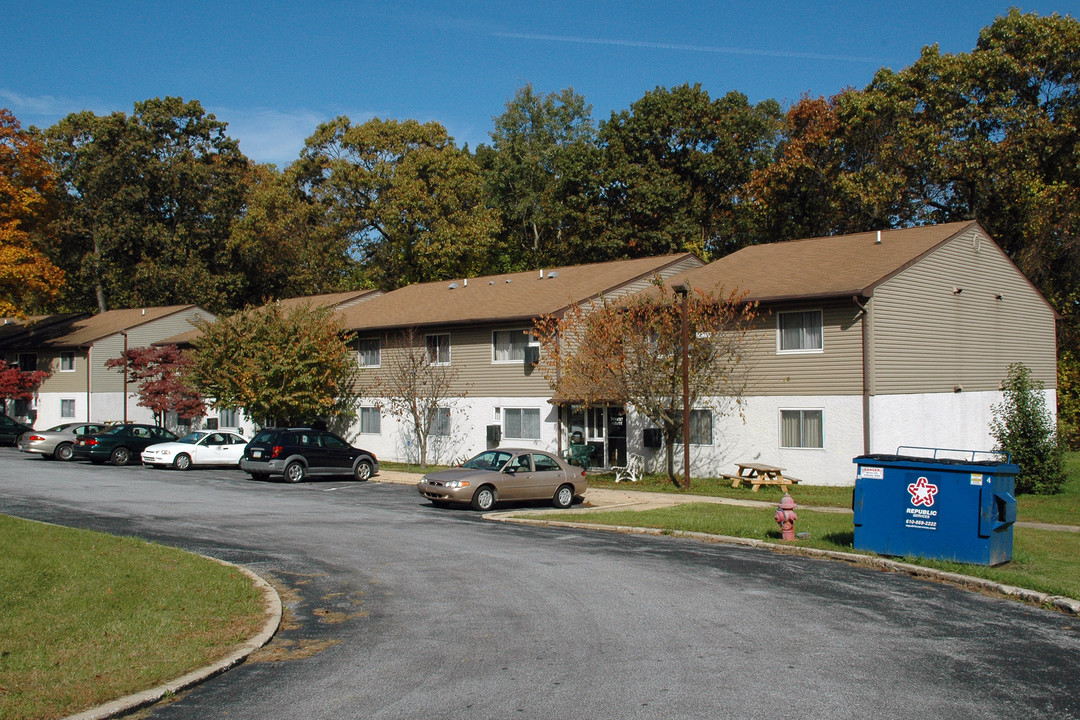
[503,467,516,475]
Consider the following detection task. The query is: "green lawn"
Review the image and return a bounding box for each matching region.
[0,516,268,720]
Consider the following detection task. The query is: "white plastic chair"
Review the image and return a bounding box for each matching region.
[612,453,644,483]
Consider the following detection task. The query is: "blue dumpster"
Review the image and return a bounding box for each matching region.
[853,448,1018,566]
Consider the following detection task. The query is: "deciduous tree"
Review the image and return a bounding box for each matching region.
[535,281,757,486]
[290,117,499,289]
[187,304,357,426]
[44,97,250,312]
[0,359,50,402]
[596,85,780,259]
[0,109,65,315]
[477,84,600,270]
[104,345,205,426]
[365,327,465,469]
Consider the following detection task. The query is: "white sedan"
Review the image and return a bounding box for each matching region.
[142,430,249,470]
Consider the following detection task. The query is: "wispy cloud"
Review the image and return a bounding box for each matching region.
[492,32,888,65]
[208,106,332,168]
[0,89,101,120]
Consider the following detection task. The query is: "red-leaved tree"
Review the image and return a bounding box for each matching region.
[105,345,205,426]
[0,360,51,406]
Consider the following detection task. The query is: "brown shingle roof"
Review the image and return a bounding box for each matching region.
[671,221,979,302]
[3,306,204,349]
[338,254,699,331]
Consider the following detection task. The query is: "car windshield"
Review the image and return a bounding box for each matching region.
[251,430,278,444]
[461,451,512,471]
[176,433,204,444]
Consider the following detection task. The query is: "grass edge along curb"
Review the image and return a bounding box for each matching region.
[491,513,1080,617]
[63,558,283,720]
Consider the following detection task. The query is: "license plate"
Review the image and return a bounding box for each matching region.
[252,449,262,458]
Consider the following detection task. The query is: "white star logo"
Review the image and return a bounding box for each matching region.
[908,476,938,507]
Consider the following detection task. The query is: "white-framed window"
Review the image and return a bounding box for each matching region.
[429,407,452,436]
[60,398,76,418]
[504,408,541,440]
[426,334,451,365]
[218,408,239,427]
[358,406,381,434]
[777,310,823,353]
[492,329,539,363]
[688,409,713,445]
[780,409,824,449]
[59,351,75,372]
[357,338,381,368]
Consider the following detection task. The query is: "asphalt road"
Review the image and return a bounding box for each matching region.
[2,447,1079,720]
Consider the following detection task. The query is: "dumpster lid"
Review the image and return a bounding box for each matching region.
[855,446,1016,469]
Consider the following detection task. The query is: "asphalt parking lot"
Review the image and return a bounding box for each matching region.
[3,448,1080,720]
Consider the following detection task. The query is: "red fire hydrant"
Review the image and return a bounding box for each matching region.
[774,493,798,541]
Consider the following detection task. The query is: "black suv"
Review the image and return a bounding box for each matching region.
[0,413,34,446]
[240,428,378,483]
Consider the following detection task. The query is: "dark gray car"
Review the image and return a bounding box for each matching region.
[17,422,107,460]
[240,427,379,483]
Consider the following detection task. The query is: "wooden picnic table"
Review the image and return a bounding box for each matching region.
[720,463,800,492]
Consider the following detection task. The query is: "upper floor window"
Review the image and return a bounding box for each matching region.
[777,310,823,353]
[426,334,451,365]
[17,353,37,372]
[492,329,539,363]
[59,351,75,372]
[780,409,824,449]
[357,338,381,368]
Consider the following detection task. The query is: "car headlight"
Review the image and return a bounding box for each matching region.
[444,480,471,489]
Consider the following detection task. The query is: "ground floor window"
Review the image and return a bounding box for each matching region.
[359,406,381,434]
[504,408,541,440]
[218,408,240,427]
[60,398,75,418]
[780,409,824,448]
[429,407,452,437]
[688,409,713,445]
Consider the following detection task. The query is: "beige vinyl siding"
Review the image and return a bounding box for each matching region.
[743,301,864,396]
[350,326,551,398]
[871,228,1057,394]
[87,308,210,393]
[38,351,86,393]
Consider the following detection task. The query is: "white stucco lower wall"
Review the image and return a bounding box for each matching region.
[29,391,158,429]
[346,396,560,467]
[628,395,867,486]
[868,388,1055,461]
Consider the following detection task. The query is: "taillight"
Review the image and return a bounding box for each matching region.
[84,438,98,446]
[271,445,284,458]
[27,435,45,442]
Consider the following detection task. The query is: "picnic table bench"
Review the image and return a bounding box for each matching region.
[720,462,801,492]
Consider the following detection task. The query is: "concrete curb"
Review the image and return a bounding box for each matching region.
[64,560,282,720]
[488,512,1080,616]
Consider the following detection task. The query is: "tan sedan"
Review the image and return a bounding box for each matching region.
[417,448,588,511]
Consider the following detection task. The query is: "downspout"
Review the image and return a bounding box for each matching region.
[853,295,871,454]
[85,345,92,422]
[120,331,128,423]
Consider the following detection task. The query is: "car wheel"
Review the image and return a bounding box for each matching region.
[110,447,131,466]
[54,443,74,461]
[284,461,306,483]
[174,453,192,471]
[552,484,575,509]
[471,485,497,512]
[353,459,373,481]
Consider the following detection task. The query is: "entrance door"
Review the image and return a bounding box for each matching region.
[607,406,627,467]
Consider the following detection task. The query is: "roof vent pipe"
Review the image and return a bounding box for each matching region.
[875,230,882,245]
[464,278,468,287]
[539,269,544,279]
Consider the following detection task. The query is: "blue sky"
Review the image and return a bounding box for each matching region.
[3,1,1078,167]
